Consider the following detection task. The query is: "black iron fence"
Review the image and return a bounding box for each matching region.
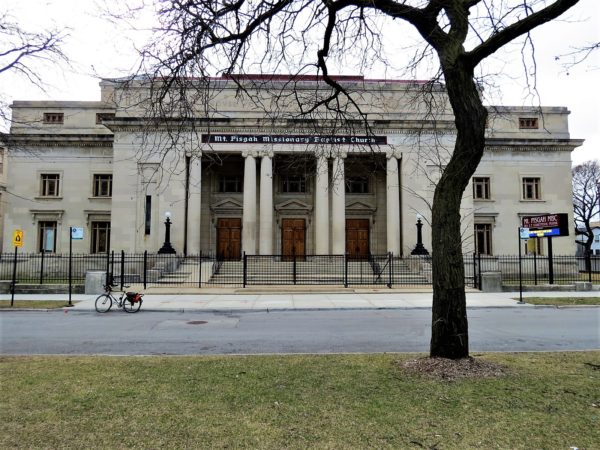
[473,253,600,286]
[2,250,598,289]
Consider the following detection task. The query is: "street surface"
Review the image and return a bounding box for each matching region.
[1,308,598,355]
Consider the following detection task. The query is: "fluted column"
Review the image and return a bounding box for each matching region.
[187,152,202,254]
[331,152,347,254]
[259,151,274,255]
[314,153,330,254]
[386,150,401,255]
[242,150,257,255]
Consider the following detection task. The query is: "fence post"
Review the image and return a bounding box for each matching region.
[293,248,297,285]
[344,253,348,288]
[10,247,18,307]
[143,250,148,290]
[477,253,482,290]
[587,250,592,283]
[472,253,477,289]
[111,250,115,285]
[39,249,45,285]
[198,250,202,288]
[388,252,392,289]
[243,252,247,288]
[120,250,125,290]
[547,237,554,284]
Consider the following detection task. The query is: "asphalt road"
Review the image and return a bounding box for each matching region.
[1,308,598,355]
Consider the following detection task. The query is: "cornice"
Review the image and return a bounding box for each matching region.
[5,134,114,148]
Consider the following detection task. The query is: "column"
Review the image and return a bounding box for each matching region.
[386,151,401,255]
[187,152,202,254]
[331,152,346,254]
[259,151,274,255]
[314,153,330,254]
[242,150,257,254]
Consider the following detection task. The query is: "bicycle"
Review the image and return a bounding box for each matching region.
[95,283,143,313]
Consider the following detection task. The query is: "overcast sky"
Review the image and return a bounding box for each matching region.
[1,0,598,165]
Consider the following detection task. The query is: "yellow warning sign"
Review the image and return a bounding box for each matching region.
[13,230,23,247]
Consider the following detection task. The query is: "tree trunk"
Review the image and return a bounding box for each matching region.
[430,62,488,359]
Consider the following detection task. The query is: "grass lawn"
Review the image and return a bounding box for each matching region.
[522,296,600,306]
[0,300,77,309]
[1,352,599,449]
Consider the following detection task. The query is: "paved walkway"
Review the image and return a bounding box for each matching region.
[2,289,598,312]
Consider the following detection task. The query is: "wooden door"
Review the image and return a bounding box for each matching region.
[217,218,242,260]
[282,218,306,260]
[346,219,370,259]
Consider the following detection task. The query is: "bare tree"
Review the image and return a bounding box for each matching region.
[0,12,68,127]
[117,0,582,359]
[573,160,600,258]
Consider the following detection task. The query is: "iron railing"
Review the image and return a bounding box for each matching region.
[2,250,598,289]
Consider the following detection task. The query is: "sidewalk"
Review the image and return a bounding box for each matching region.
[2,290,598,312]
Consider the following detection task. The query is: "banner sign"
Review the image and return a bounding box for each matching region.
[201,134,387,145]
[522,213,569,237]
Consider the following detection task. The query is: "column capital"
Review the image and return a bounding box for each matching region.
[333,150,347,160]
[386,149,402,160]
[260,150,274,159]
[242,150,258,158]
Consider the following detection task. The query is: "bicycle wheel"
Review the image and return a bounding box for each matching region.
[95,294,113,313]
[123,297,142,313]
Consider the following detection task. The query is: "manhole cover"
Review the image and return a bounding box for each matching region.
[187,320,208,325]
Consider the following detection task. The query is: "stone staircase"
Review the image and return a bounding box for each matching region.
[206,257,430,286]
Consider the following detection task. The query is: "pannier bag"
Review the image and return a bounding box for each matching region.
[126,292,142,303]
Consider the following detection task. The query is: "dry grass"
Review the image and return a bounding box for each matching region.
[1,352,599,449]
[0,300,76,309]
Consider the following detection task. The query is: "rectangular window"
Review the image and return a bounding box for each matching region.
[519,117,538,129]
[473,177,491,200]
[145,195,152,235]
[93,174,112,197]
[90,222,110,253]
[525,237,543,255]
[522,177,541,200]
[474,223,493,255]
[38,221,57,252]
[218,176,242,193]
[96,113,115,124]
[40,174,60,197]
[282,176,306,193]
[43,113,64,124]
[345,177,369,194]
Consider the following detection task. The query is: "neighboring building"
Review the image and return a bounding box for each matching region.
[3,75,582,257]
[576,221,600,256]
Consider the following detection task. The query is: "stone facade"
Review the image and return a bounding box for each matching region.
[3,76,582,257]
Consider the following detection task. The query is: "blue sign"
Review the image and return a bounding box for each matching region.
[528,227,560,238]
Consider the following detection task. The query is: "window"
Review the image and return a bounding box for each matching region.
[144,195,152,235]
[90,222,110,253]
[525,237,543,255]
[594,235,600,242]
[218,176,242,193]
[40,174,60,197]
[281,176,306,193]
[522,177,541,200]
[346,177,369,194]
[473,177,491,200]
[474,223,493,255]
[38,221,57,252]
[43,113,64,124]
[519,117,538,129]
[96,113,115,124]
[93,174,112,197]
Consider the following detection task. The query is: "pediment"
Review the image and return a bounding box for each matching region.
[210,198,243,213]
[275,199,313,213]
[346,201,376,214]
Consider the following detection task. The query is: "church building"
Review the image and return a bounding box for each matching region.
[3,75,581,258]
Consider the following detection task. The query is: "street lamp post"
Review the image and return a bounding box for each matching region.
[410,214,430,256]
[158,211,176,254]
